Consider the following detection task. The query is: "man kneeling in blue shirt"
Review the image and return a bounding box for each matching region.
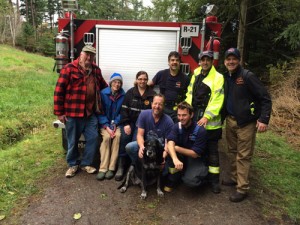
[164,101,208,192]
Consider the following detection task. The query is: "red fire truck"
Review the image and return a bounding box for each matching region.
[53,1,222,151]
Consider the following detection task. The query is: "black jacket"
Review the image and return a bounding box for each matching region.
[224,66,272,126]
[153,69,190,105]
[120,86,156,126]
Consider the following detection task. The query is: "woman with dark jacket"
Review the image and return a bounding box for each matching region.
[115,71,156,181]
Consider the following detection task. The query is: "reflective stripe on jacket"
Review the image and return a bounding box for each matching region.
[185,66,224,130]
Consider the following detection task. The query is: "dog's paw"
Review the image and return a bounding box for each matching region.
[120,187,127,193]
[140,191,147,199]
[157,188,164,197]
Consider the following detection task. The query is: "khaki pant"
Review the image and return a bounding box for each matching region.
[225,116,256,194]
[99,127,121,172]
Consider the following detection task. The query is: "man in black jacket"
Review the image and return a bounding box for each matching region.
[223,48,272,202]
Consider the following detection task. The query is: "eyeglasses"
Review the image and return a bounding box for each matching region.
[137,78,148,81]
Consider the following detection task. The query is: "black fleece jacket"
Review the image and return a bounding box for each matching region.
[224,66,272,127]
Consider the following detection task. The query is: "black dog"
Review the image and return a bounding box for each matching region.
[119,138,164,199]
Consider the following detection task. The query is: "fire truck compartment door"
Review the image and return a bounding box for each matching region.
[96,25,180,91]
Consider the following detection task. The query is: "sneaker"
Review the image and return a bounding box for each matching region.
[229,191,248,202]
[81,166,97,174]
[105,170,114,179]
[65,165,79,178]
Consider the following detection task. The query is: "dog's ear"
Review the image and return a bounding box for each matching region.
[155,139,164,154]
[144,140,149,146]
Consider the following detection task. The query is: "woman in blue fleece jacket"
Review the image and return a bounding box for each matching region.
[97,73,125,181]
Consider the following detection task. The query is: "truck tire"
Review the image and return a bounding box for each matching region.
[62,129,68,153]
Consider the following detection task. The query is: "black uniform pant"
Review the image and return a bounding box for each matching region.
[206,128,222,184]
[164,154,208,188]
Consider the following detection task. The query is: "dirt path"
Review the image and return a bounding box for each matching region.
[8,148,269,225]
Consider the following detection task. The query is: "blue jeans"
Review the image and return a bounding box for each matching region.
[65,115,99,167]
[125,141,139,165]
[119,124,138,157]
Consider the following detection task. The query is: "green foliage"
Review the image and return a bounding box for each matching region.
[276,21,300,51]
[77,0,146,20]
[215,0,300,72]
[16,22,56,56]
[9,0,299,75]
[151,0,175,21]
[253,132,300,222]
[0,0,9,15]
[36,26,56,56]
[267,62,289,85]
[19,0,47,27]
[16,22,36,51]
[36,33,55,56]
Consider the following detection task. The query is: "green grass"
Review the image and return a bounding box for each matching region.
[253,132,300,222]
[0,45,57,149]
[0,128,63,218]
[0,44,63,221]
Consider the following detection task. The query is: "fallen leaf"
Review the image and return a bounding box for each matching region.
[0,215,5,221]
[8,191,14,195]
[100,193,107,199]
[73,213,81,220]
[147,203,156,209]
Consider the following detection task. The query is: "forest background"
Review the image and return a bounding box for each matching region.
[1,0,299,73]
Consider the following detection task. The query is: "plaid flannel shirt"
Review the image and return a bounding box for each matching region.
[54,58,108,117]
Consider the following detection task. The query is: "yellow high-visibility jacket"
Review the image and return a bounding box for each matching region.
[185,66,224,130]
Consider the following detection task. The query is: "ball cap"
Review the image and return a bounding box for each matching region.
[198,51,213,60]
[225,48,240,60]
[82,45,96,54]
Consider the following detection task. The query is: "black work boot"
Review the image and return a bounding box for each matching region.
[115,157,126,181]
[209,173,221,194]
[211,182,221,194]
[229,191,248,202]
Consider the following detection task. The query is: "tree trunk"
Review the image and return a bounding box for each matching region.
[1,17,7,43]
[237,0,249,66]
[7,0,16,46]
[26,0,29,20]
[30,0,35,28]
[30,0,37,40]
[16,0,20,23]
[8,15,16,46]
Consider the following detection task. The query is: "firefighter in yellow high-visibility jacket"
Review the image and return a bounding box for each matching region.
[185,51,224,193]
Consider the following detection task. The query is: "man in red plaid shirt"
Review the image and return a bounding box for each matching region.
[54,45,108,178]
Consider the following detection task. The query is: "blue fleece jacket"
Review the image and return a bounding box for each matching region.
[97,86,125,128]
